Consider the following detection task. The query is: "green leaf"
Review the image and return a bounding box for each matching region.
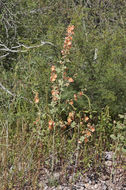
[80,136,85,142]
[58,80,63,86]
[122,147,126,153]
[118,114,124,119]
[71,121,76,128]
[110,134,117,140]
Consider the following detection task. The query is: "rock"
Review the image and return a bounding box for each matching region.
[91,180,96,185]
[84,183,91,189]
[105,160,112,167]
[89,180,92,184]
[64,187,70,190]
[53,172,60,181]
[69,175,73,183]
[94,184,98,188]
[43,186,48,190]
[57,185,63,190]
[105,151,114,160]
[102,175,110,181]
[102,183,108,190]
[38,181,47,189]
[83,176,89,183]
[74,183,85,189]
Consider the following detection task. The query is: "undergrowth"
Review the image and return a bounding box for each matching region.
[0,24,126,189]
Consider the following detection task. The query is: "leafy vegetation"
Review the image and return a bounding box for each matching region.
[0,0,126,189]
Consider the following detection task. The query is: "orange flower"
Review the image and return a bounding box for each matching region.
[51,90,59,96]
[51,65,56,72]
[69,100,73,105]
[85,130,91,137]
[62,125,67,130]
[74,94,77,101]
[50,73,57,82]
[67,41,72,46]
[82,130,85,134]
[67,117,72,125]
[52,96,58,101]
[69,36,73,41]
[49,125,53,130]
[61,25,75,56]
[48,120,55,130]
[67,25,75,34]
[84,137,89,143]
[33,118,40,125]
[84,116,89,122]
[69,112,74,117]
[69,112,74,120]
[78,140,82,144]
[78,91,83,96]
[65,83,70,87]
[48,120,54,126]
[89,126,95,132]
[65,36,72,42]
[68,77,74,83]
[34,92,39,103]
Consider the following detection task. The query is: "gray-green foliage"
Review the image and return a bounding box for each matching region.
[0,1,126,188]
[0,0,126,116]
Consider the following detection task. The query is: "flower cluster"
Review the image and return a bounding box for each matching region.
[51,86,59,102]
[67,111,75,125]
[34,92,39,104]
[49,25,75,130]
[61,25,75,56]
[50,66,57,82]
[79,116,95,143]
[48,120,55,130]
[67,91,83,106]
[50,65,59,103]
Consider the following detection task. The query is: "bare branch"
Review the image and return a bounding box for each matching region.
[0,82,15,97]
[0,82,33,104]
[0,2,56,59]
[0,41,55,54]
[0,53,9,59]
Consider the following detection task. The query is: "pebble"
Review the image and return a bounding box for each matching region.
[53,172,60,180]
[94,184,98,188]
[69,175,73,183]
[102,184,108,190]
[102,175,110,181]
[105,160,112,167]
[84,177,89,183]
[57,185,62,190]
[63,187,70,190]
[105,151,113,160]
[74,183,85,189]
[84,183,91,188]
[43,186,48,190]
[89,180,92,184]
[37,155,125,190]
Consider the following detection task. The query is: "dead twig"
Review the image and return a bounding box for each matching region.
[0,82,33,103]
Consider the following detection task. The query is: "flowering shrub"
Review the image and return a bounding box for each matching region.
[49,24,95,146]
[49,25,75,128]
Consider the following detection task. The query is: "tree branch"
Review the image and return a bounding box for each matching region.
[0,82,15,96]
[0,41,55,54]
[0,53,10,59]
[0,82,33,103]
